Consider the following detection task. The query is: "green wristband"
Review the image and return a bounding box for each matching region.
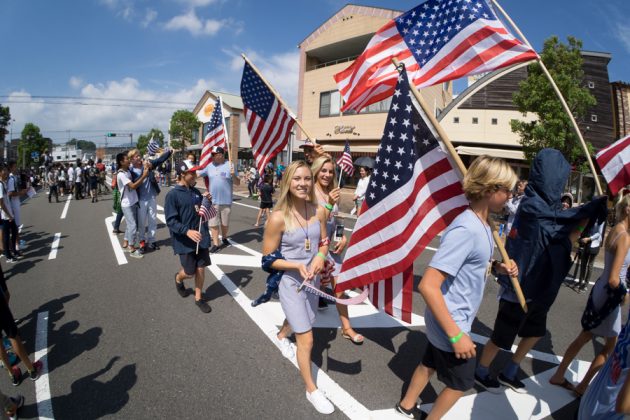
[324,203,333,211]
[316,252,326,260]
[449,331,464,344]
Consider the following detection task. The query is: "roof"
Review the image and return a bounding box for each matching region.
[192,90,243,115]
[299,3,402,48]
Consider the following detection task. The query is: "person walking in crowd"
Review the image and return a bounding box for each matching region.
[74,161,83,200]
[395,156,518,419]
[352,166,371,216]
[262,161,333,414]
[95,158,109,195]
[116,152,149,259]
[128,148,172,252]
[0,267,42,385]
[573,219,606,293]
[7,161,27,255]
[197,146,240,253]
[86,159,99,203]
[578,301,630,419]
[299,139,325,166]
[67,164,75,196]
[0,166,19,263]
[311,155,363,342]
[505,179,527,235]
[254,174,274,227]
[247,166,259,198]
[549,195,630,396]
[57,164,66,197]
[165,161,212,313]
[47,164,59,203]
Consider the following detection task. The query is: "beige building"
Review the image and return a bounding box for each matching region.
[297,4,452,155]
[612,81,630,139]
[191,90,250,162]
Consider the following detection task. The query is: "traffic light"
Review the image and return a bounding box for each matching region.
[106,132,116,137]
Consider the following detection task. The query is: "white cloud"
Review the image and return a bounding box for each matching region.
[6,78,218,145]
[614,21,630,53]
[69,76,83,89]
[226,48,300,111]
[164,9,238,37]
[176,0,220,6]
[141,8,157,28]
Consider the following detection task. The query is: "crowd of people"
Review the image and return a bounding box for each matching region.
[0,139,628,419]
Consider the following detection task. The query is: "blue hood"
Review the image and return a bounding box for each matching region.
[498,149,608,307]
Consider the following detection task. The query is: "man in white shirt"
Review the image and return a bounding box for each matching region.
[67,165,75,196]
[115,152,149,258]
[0,165,18,262]
[74,161,83,200]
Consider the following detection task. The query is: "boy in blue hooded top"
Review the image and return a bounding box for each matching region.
[475,148,608,394]
[165,161,212,313]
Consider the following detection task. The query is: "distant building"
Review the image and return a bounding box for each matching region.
[52,145,82,164]
[612,81,630,139]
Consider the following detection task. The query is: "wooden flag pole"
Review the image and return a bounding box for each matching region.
[241,54,318,144]
[218,96,233,167]
[491,0,603,196]
[195,217,202,254]
[392,58,528,312]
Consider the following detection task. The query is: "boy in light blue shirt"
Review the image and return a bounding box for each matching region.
[395,156,519,420]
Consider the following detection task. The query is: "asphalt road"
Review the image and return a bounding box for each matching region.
[2,185,623,419]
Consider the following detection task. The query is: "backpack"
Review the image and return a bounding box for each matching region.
[88,166,98,178]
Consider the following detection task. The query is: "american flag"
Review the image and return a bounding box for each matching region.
[241,62,296,175]
[335,0,538,112]
[198,196,217,221]
[147,136,160,155]
[335,67,469,322]
[596,134,630,196]
[336,140,355,177]
[199,96,227,169]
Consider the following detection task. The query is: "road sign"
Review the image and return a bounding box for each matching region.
[31,151,39,160]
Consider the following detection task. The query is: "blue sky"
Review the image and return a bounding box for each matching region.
[1,0,629,146]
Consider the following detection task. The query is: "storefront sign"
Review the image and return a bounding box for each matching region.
[334,125,356,134]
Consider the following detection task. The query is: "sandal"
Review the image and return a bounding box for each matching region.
[549,378,575,392]
[341,329,364,345]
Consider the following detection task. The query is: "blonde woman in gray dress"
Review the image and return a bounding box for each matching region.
[262,160,334,414]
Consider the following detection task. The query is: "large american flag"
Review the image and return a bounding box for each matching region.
[199,96,227,169]
[240,62,295,174]
[335,67,469,322]
[336,140,355,177]
[335,0,538,112]
[596,134,630,196]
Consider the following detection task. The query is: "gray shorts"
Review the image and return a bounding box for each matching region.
[208,205,231,228]
[278,273,319,334]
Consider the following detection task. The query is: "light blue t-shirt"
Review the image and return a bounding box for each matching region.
[424,209,494,352]
[130,166,152,201]
[199,161,237,206]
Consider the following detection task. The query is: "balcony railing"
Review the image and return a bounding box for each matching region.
[307,55,359,71]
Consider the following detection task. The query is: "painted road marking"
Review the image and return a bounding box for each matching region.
[48,232,61,260]
[208,264,371,419]
[60,195,72,219]
[213,238,589,419]
[105,216,127,265]
[35,311,54,420]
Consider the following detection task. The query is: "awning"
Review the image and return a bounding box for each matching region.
[455,146,525,161]
[317,145,380,153]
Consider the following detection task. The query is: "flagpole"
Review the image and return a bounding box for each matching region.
[241,53,318,144]
[392,58,528,313]
[196,218,202,254]
[490,0,603,196]
[219,96,233,167]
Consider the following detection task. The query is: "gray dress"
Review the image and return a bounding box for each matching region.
[587,233,630,337]
[278,219,321,333]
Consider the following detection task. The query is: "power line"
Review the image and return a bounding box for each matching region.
[0,94,196,106]
[3,100,183,110]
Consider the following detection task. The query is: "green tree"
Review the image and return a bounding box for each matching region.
[0,105,10,144]
[67,138,96,151]
[17,123,48,168]
[510,36,597,169]
[169,110,199,151]
[136,128,165,155]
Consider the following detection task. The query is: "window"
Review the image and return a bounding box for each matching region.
[472,117,478,124]
[591,114,598,122]
[319,90,341,117]
[587,81,595,89]
[453,117,459,124]
[491,118,498,125]
[343,96,391,115]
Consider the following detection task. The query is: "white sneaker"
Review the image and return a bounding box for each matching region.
[306,389,334,414]
[129,250,144,259]
[277,336,294,359]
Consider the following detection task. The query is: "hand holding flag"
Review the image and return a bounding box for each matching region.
[196,195,217,253]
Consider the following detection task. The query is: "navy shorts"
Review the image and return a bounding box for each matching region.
[490,299,548,350]
[421,341,476,391]
[179,249,211,276]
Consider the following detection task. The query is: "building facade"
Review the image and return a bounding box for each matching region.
[297,4,452,156]
[612,81,630,139]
